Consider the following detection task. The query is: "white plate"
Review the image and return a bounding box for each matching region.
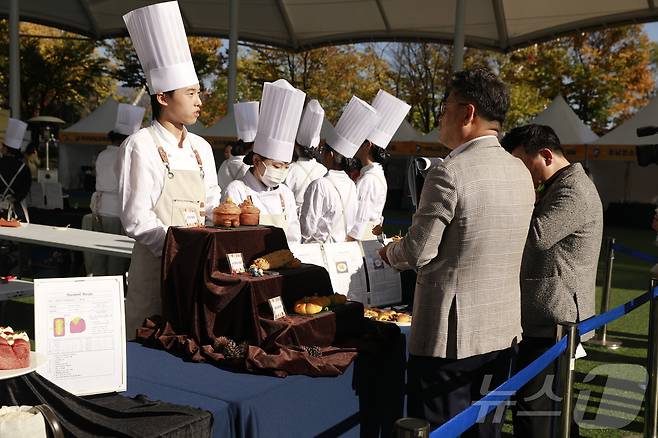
[0,352,48,380]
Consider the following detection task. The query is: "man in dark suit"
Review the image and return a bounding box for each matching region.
[380,68,535,437]
[501,124,603,438]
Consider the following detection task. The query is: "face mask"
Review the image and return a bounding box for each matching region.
[259,161,289,187]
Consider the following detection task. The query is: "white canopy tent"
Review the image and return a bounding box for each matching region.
[6,0,658,118]
[392,120,426,143]
[590,97,658,206]
[530,95,599,145]
[59,98,124,189]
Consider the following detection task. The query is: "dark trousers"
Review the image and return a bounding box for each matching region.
[512,337,580,438]
[407,346,516,438]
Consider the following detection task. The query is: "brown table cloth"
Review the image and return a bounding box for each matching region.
[137,225,399,377]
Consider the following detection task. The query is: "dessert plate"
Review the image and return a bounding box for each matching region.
[0,352,48,380]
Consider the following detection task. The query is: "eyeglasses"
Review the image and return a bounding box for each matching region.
[438,100,470,117]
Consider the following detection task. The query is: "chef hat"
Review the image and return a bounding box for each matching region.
[368,90,411,149]
[3,118,28,150]
[123,1,198,95]
[253,79,306,163]
[296,99,324,148]
[234,101,259,143]
[326,96,380,159]
[114,103,146,136]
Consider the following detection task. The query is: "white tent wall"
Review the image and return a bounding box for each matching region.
[592,96,658,206]
[59,99,121,190]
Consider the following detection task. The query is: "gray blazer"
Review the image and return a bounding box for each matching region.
[520,163,603,340]
[387,136,535,358]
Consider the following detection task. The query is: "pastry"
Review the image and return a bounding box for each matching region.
[213,197,241,227]
[252,249,295,270]
[0,327,30,370]
[239,196,260,226]
[0,219,20,228]
[294,297,328,315]
[395,313,412,323]
[329,294,347,305]
[364,308,381,319]
[283,258,302,269]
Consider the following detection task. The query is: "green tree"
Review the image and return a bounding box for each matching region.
[0,21,113,122]
[105,36,225,126]
[237,44,393,122]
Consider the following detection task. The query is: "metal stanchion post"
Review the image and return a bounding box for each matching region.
[588,237,622,349]
[645,278,658,438]
[393,418,430,438]
[558,322,578,438]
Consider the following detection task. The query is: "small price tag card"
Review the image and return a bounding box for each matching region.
[268,296,286,320]
[227,253,245,274]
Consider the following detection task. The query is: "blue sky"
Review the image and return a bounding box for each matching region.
[645,23,658,41]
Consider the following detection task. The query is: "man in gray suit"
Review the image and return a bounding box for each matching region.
[379,68,535,437]
[501,124,603,438]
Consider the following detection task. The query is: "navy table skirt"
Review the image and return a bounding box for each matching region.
[123,329,410,438]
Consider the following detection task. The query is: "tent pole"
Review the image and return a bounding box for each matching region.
[451,0,466,73]
[9,0,20,118]
[227,0,238,114]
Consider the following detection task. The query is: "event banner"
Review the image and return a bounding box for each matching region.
[34,276,126,396]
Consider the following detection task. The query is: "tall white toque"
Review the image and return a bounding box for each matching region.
[234,101,259,143]
[3,118,28,150]
[253,79,306,163]
[367,90,411,149]
[123,1,199,95]
[326,96,380,159]
[114,103,146,136]
[296,99,324,148]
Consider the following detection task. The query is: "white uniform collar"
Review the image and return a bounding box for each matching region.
[359,162,382,176]
[446,135,497,161]
[327,169,349,179]
[152,120,190,148]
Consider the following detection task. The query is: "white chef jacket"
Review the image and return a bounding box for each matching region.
[284,158,327,211]
[117,120,221,256]
[300,170,357,243]
[217,155,249,191]
[349,162,387,239]
[223,170,301,244]
[91,145,121,217]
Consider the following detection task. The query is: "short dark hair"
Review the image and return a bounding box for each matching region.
[501,124,564,156]
[108,131,129,145]
[231,140,249,156]
[324,144,357,172]
[150,91,175,120]
[446,67,509,125]
[295,144,320,161]
[369,144,389,165]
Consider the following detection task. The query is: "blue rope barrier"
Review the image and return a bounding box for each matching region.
[428,285,658,437]
[430,338,567,437]
[612,243,658,264]
[577,287,656,336]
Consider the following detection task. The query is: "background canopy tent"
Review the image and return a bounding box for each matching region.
[59,98,126,190]
[590,96,658,206]
[4,1,658,52]
[530,95,598,145]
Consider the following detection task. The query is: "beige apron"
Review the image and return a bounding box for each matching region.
[125,127,206,338]
[258,190,289,232]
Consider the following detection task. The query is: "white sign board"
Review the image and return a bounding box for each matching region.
[322,242,367,303]
[361,240,402,306]
[35,276,126,396]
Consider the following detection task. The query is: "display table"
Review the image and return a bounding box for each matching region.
[124,340,405,438]
[140,225,382,377]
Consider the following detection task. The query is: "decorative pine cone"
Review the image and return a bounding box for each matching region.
[301,345,322,357]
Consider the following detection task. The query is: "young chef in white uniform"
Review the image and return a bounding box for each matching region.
[223,79,305,244]
[284,99,328,214]
[349,90,411,240]
[216,101,257,190]
[118,1,221,337]
[86,103,144,276]
[300,96,380,243]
